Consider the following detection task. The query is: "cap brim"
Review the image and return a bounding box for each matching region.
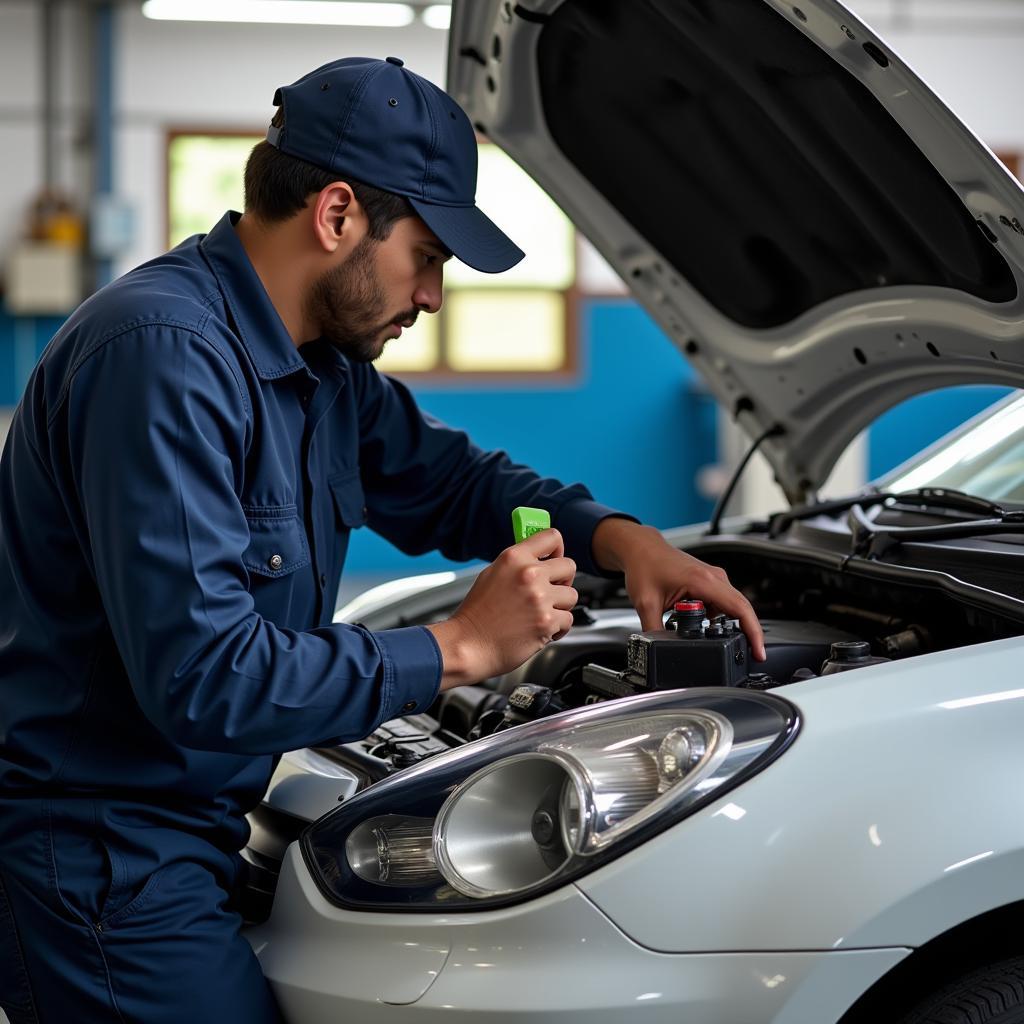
[409,198,525,274]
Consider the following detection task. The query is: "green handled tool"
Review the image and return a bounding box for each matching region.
[512,506,551,544]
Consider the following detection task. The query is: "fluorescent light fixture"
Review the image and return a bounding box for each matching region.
[142,0,415,27]
[422,4,451,28]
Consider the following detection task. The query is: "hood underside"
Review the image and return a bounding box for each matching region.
[447,0,1024,502]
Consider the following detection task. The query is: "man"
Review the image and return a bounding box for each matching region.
[0,57,763,1023]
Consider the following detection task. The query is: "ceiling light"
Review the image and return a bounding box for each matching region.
[142,0,415,28]
[422,4,451,29]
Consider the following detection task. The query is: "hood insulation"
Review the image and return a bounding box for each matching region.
[537,0,1017,328]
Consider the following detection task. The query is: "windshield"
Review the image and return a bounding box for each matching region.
[881,391,1024,503]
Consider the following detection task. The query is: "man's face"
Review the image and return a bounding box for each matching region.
[306,215,450,363]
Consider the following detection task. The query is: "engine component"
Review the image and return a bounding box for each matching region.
[633,601,749,689]
[580,600,748,698]
[493,609,863,703]
[470,684,569,739]
[758,619,863,681]
[503,684,564,724]
[577,603,876,699]
[744,672,781,690]
[820,641,890,675]
[881,624,930,658]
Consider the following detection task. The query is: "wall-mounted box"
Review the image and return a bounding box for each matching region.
[4,242,81,315]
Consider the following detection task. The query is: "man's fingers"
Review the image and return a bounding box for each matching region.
[552,584,579,610]
[516,527,564,560]
[636,598,667,633]
[540,556,577,586]
[703,579,765,661]
[549,608,575,643]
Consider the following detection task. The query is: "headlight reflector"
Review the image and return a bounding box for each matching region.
[435,753,575,897]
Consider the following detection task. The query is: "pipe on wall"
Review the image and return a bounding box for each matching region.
[92,2,115,288]
[41,0,57,190]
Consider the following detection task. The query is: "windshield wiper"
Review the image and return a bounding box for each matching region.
[848,499,1024,560]
[769,490,890,537]
[770,487,1016,539]
[883,487,1015,520]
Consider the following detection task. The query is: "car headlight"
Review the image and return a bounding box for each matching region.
[302,688,798,912]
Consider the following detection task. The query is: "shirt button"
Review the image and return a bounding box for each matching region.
[320,573,327,587]
[268,554,283,571]
[402,700,416,712]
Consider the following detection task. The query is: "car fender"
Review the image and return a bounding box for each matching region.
[575,635,1024,952]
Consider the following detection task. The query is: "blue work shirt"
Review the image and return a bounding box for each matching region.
[0,211,625,883]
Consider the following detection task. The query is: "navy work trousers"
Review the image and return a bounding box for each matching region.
[0,812,283,1024]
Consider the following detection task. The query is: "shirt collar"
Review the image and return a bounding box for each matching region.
[200,211,308,381]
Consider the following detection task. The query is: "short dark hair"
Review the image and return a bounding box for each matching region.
[243,108,414,240]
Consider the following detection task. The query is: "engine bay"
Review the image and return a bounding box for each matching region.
[240,541,1024,921]
[339,539,1022,779]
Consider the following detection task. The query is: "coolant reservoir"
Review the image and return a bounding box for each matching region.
[820,641,890,675]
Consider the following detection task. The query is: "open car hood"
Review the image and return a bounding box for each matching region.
[447,0,1024,502]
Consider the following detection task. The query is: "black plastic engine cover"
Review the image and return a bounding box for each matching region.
[759,619,863,682]
[627,626,749,688]
[494,609,861,693]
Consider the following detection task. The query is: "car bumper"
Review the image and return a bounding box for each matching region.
[248,845,908,1023]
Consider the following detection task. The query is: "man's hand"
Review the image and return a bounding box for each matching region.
[427,528,578,689]
[592,517,766,661]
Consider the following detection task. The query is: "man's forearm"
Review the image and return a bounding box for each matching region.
[591,516,663,574]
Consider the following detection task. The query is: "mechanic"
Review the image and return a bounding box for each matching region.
[0,57,764,1024]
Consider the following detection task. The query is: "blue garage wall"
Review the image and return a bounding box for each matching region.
[866,385,1014,480]
[0,312,65,407]
[345,297,715,574]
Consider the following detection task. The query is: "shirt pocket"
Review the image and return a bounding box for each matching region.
[241,504,311,578]
[328,470,368,530]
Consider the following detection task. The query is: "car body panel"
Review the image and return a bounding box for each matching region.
[252,845,907,1022]
[250,843,452,1007]
[577,635,1024,951]
[447,0,1024,501]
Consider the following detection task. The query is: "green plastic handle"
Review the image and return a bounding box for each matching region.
[512,506,551,544]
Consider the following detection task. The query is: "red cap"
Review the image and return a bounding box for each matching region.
[673,600,705,612]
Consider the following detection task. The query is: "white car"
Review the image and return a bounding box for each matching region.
[243,0,1024,1021]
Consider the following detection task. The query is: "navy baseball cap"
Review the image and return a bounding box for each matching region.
[266,56,525,274]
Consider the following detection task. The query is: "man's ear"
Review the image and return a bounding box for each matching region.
[311,182,364,254]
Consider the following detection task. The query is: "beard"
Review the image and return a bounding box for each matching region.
[304,234,418,363]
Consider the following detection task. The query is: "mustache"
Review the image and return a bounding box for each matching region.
[388,309,420,329]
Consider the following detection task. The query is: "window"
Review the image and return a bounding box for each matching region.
[377,143,576,377]
[166,132,581,377]
[167,132,261,248]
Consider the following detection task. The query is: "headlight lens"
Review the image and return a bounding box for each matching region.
[302,688,798,912]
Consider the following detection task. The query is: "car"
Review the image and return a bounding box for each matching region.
[240,0,1024,1021]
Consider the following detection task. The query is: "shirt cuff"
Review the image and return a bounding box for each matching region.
[554,499,639,577]
[371,625,443,723]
